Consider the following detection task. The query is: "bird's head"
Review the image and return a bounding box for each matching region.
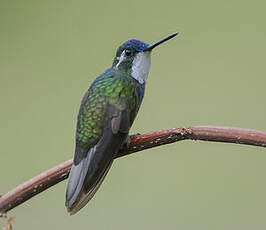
[112,32,178,84]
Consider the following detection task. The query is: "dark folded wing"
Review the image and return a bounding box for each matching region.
[65,103,130,215]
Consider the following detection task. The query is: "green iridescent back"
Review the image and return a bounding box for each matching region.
[76,68,141,151]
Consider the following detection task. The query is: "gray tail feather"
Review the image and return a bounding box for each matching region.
[65,146,113,215]
[67,162,112,215]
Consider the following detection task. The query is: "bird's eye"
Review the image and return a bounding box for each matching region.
[125,49,132,56]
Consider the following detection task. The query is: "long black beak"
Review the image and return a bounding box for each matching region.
[144,32,178,52]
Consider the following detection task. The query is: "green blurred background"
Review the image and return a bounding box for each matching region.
[1,0,266,229]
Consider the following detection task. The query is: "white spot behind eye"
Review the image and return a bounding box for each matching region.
[115,50,126,69]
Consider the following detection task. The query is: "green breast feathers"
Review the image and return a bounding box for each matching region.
[76,70,139,148]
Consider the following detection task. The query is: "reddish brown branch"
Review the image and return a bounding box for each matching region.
[0,126,266,216]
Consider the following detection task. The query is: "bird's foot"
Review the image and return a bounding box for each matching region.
[130,133,141,138]
[122,133,141,149]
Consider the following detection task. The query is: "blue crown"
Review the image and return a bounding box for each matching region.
[123,39,149,52]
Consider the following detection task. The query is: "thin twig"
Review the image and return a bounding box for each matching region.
[0,126,265,216]
[2,214,14,230]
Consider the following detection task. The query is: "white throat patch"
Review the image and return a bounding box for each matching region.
[131,52,151,84]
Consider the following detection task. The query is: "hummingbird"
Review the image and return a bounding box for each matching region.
[65,32,178,215]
